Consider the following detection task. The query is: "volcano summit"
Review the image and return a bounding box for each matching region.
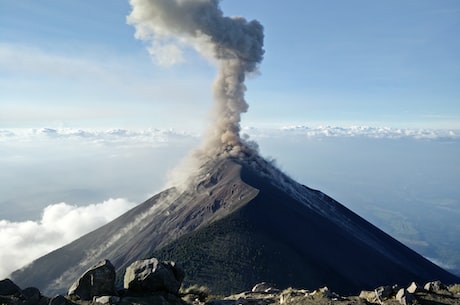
[11,153,459,295]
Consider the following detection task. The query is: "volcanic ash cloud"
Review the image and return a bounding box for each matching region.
[127,0,264,161]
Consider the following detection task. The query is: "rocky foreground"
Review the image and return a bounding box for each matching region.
[2,258,460,305]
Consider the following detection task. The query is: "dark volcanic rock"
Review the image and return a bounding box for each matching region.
[0,279,22,296]
[49,295,73,305]
[251,282,279,293]
[1,276,460,305]
[68,259,116,300]
[0,281,49,305]
[424,280,446,292]
[151,158,460,294]
[22,287,41,304]
[10,156,460,295]
[124,258,184,294]
[396,288,415,305]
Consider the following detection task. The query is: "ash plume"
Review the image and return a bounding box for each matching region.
[127,0,264,178]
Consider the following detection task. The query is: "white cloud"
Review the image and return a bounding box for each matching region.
[0,198,136,279]
[0,127,199,147]
[0,127,198,224]
[1,126,458,147]
[243,125,460,140]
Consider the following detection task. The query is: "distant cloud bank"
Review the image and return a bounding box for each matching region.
[0,198,135,279]
[0,127,199,146]
[244,125,459,140]
[1,126,458,144]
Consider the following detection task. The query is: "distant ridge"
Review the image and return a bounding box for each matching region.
[12,155,459,295]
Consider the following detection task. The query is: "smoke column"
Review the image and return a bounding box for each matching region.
[127,0,264,161]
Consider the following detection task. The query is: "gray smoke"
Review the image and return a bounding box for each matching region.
[127,0,264,164]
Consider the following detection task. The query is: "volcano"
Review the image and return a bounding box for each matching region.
[11,155,459,295]
[9,0,459,298]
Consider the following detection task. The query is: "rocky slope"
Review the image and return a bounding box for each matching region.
[2,257,460,305]
[11,156,460,295]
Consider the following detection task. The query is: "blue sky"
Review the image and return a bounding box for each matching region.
[1,0,459,129]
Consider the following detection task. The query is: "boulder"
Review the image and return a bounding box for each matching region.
[22,287,41,304]
[279,288,308,304]
[358,290,377,302]
[251,282,279,293]
[406,281,421,294]
[0,279,22,296]
[424,280,446,292]
[68,259,117,300]
[359,285,394,303]
[392,284,401,293]
[49,295,72,305]
[396,288,414,305]
[124,258,184,294]
[35,296,50,305]
[375,285,393,299]
[0,281,49,305]
[93,295,120,304]
[121,293,185,305]
[315,287,339,299]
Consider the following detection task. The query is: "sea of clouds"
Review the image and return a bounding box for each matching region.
[1,125,458,142]
[0,198,135,278]
[1,125,459,279]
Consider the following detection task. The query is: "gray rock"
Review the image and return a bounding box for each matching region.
[68,259,116,300]
[93,295,120,304]
[424,280,446,292]
[36,296,50,305]
[206,300,236,305]
[48,295,72,305]
[121,293,184,305]
[22,287,41,304]
[279,288,308,304]
[375,285,393,299]
[316,286,339,299]
[124,258,184,294]
[359,285,393,303]
[396,288,415,305]
[0,279,22,296]
[406,281,421,294]
[392,284,401,293]
[358,290,377,302]
[251,282,278,293]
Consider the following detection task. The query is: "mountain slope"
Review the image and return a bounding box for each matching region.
[11,158,258,295]
[152,158,459,294]
[11,156,459,295]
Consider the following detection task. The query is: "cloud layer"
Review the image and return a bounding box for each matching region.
[0,127,198,146]
[0,127,199,223]
[1,125,458,144]
[0,198,135,279]
[1,125,459,279]
[244,125,459,140]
